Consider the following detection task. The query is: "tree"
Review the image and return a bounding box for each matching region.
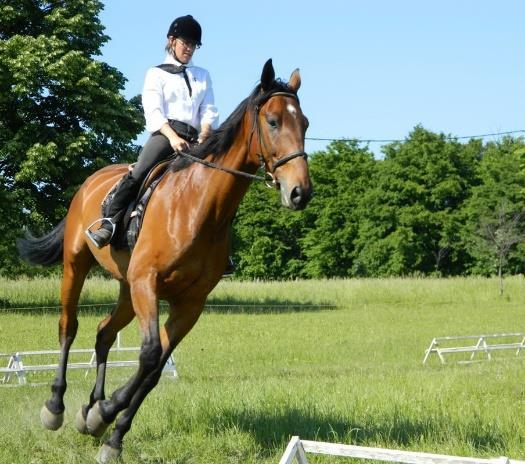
[478,204,524,295]
[461,137,525,278]
[232,180,311,279]
[0,0,144,274]
[232,141,376,279]
[301,140,376,277]
[352,126,480,277]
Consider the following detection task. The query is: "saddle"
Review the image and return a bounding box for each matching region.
[101,158,174,250]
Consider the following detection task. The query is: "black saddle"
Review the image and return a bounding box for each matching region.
[102,159,173,250]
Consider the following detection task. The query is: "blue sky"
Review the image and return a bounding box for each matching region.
[99,1,524,156]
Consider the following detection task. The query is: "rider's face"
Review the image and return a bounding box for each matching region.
[171,37,197,64]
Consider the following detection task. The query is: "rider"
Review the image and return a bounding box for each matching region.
[86,14,219,248]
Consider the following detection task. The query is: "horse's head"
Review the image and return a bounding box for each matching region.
[253,59,313,210]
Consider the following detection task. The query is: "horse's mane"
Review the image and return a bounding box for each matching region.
[170,79,296,173]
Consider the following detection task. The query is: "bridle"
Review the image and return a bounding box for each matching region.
[251,91,308,176]
[177,90,308,185]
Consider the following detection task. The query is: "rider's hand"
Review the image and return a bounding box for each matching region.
[160,123,189,153]
[198,132,210,144]
[198,124,212,144]
[169,135,190,153]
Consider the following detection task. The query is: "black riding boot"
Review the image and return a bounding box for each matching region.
[85,173,140,248]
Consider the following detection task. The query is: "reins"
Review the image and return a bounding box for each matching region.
[176,90,307,185]
[176,150,267,181]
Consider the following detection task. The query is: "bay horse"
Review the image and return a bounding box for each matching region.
[17,59,312,463]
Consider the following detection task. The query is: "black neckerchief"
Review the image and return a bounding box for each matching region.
[156,63,192,97]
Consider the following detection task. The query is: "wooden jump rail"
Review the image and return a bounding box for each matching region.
[279,437,525,464]
[423,333,525,365]
[0,333,177,385]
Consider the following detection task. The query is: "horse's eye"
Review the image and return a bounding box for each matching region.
[266,115,279,129]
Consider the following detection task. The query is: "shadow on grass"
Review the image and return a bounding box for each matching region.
[203,296,336,314]
[209,406,508,458]
[0,297,336,315]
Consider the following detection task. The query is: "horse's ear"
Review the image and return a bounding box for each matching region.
[261,58,275,91]
[288,68,301,92]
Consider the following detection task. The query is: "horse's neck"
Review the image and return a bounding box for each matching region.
[167,136,259,230]
[202,138,259,220]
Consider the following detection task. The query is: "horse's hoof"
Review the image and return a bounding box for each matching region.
[75,406,89,434]
[96,444,121,463]
[86,402,110,437]
[40,404,64,431]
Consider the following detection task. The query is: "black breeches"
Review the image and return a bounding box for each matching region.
[130,133,174,182]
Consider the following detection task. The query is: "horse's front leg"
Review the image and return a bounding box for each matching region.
[85,273,162,438]
[95,296,206,463]
[75,282,135,435]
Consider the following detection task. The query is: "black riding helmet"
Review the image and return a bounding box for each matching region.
[167,15,202,46]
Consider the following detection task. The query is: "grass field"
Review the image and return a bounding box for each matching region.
[0,276,524,463]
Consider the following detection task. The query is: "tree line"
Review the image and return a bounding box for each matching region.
[233,130,525,280]
[2,1,524,279]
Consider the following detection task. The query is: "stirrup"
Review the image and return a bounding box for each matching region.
[222,257,236,278]
[84,218,117,247]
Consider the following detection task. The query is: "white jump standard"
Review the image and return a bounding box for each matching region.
[423,333,525,364]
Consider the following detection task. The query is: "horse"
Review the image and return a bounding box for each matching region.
[17,58,312,463]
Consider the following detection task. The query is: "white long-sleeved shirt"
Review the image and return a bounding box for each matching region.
[142,53,219,133]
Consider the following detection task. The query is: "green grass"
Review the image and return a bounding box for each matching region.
[0,277,524,463]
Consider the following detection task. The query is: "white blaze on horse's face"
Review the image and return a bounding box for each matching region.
[270,84,312,210]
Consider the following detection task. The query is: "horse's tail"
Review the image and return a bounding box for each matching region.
[16,218,66,266]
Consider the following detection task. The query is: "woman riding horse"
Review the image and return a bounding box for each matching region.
[17,58,312,463]
[86,15,218,248]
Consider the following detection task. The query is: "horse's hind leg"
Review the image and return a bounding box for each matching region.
[75,282,135,435]
[41,242,94,430]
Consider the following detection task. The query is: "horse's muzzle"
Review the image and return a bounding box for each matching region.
[280,181,312,210]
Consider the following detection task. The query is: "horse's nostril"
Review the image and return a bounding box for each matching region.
[290,185,312,210]
[291,186,303,207]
